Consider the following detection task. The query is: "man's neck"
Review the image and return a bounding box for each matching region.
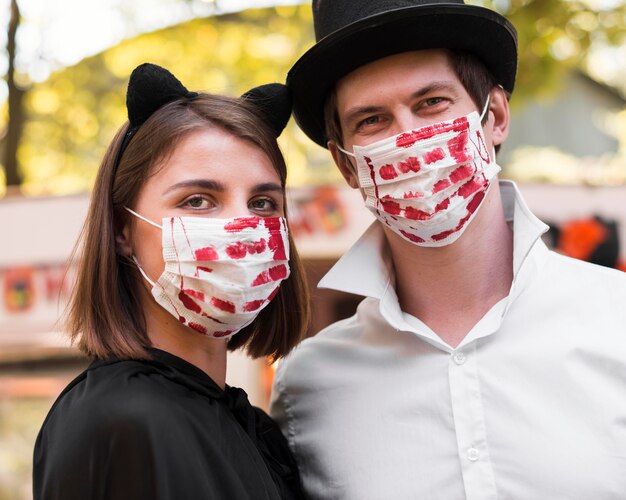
[386,186,514,348]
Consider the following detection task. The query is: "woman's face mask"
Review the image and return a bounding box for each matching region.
[337,97,500,247]
[126,208,290,339]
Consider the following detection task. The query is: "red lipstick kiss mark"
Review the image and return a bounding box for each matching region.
[379,164,398,180]
[226,242,248,259]
[435,198,451,212]
[449,163,475,184]
[251,264,288,286]
[397,156,421,173]
[178,290,202,314]
[431,227,456,241]
[224,217,260,232]
[225,239,268,259]
[457,177,485,199]
[264,218,287,261]
[400,230,425,243]
[195,246,218,261]
[183,289,205,301]
[423,148,446,164]
[188,322,208,334]
[405,206,431,221]
[466,188,486,214]
[248,238,267,254]
[433,178,451,194]
[381,199,401,216]
[269,264,288,281]
[396,117,469,148]
[214,330,234,338]
[430,188,486,242]
[267,286,281,302]
[433,164,476,195]
[243,299,265,312]
[211,297,235,313]
[447,129,470,164]
[403,191,423,199]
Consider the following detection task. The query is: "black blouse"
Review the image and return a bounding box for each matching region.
[33,348,305,500]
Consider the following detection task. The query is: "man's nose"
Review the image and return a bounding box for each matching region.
[391,109,425,136]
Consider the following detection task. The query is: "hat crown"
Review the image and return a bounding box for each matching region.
[313,0,465,41]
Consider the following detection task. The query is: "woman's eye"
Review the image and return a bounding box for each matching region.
[249,197,278,213]
[183,196,211,209]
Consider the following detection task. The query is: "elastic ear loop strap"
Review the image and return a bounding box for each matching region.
[123,206,161,288]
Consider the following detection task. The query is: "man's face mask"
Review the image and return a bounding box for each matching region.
[338,97,500,247]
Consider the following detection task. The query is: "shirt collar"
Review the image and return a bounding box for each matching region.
[318,180,549,298]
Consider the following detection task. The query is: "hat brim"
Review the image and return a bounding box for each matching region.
[288,4,517,147]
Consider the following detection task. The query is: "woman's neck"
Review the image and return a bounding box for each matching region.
[142,294,229,388]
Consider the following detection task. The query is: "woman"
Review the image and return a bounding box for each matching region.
[33,63,309,499]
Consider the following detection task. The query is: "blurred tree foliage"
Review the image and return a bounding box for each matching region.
[2,0,626,195]
[15,4,335,195]
[481,0,626,105]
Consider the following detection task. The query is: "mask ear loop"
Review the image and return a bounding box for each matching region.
[123,206,161,288]
[479,95,499,162]
[131,256,157,288]
[335,143,356,158]
[124,207,163,229]
[480,94,491,123]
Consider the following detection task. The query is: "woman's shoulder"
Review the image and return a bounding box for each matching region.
[41,357,203,437]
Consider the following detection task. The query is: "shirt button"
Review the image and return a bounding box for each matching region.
[453,352,466,365]
[467,447,480,461]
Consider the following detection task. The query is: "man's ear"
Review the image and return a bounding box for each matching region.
[489,86,510,148]
[328,141,359,189]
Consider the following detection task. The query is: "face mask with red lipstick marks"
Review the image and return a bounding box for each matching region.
[337,98,500,247]
[125,208,290,339]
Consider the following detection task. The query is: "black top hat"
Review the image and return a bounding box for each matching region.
[288,0,518,147]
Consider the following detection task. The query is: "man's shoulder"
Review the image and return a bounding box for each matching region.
[274,297,386,384]
[546,249,626,288]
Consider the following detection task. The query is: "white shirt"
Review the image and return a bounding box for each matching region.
[271,181,626,500]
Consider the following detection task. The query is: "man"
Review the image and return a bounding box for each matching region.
[270,1,626,499]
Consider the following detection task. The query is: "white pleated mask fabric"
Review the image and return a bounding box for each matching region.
[338,99,500,247]
[126,209,290,339]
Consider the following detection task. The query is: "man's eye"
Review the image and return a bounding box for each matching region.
[425,97,445,106]
[361,116,379,126]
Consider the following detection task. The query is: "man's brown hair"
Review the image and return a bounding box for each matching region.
[66,94,310,361]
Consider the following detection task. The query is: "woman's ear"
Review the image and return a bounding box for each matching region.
[489,86,510,148]
[328,141,360,189]
[115,221,133,258]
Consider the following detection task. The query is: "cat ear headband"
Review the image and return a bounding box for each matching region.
[112,62,292,172]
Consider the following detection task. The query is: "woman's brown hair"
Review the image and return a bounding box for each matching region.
[66,93,310,361]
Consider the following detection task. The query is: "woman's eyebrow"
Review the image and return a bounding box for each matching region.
[162,179,225,195]
[251,182,283,194]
